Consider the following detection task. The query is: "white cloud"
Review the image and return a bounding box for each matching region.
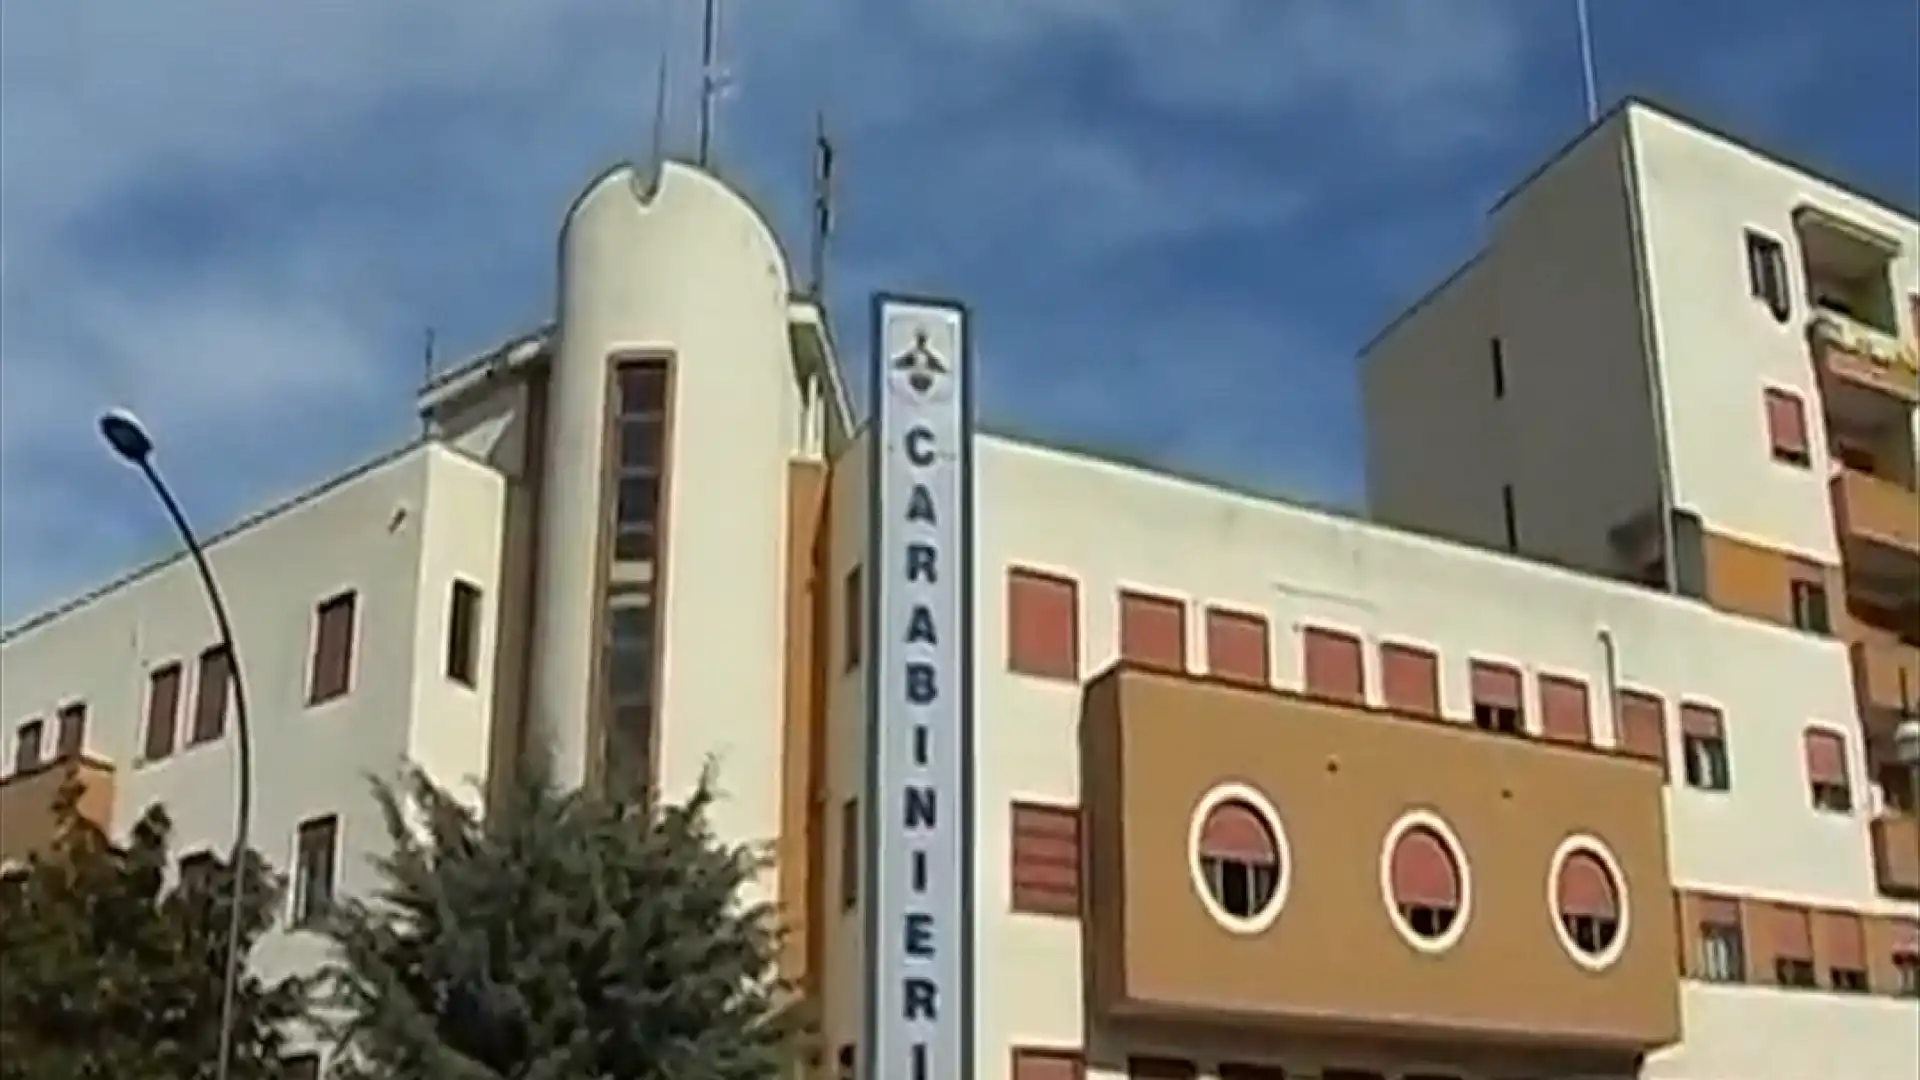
[0,0,1533,621]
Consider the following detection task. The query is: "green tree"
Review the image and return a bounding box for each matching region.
[0,788,313,1080]
[322,763,805,1080]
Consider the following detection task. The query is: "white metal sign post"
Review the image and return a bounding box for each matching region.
[861,294,977,1080]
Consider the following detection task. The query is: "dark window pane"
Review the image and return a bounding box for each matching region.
[294,816,338,926]
[608,649,652,702]
[606,703,653,789]
[613,524,655,562]
[619,418,663,470]
[618,365,666,415]
[446,581,482,686]
[617,476,659,525]
[609,606,651,643]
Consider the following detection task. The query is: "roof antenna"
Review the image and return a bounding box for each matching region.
[648,46,671,174]
[419,328,437,436]
[1575,0,1599,124]
[697,0,731,168]
[806,111,836,303]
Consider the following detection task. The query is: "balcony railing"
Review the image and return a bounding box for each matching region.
[1870,813,1920,899]
[1832,469,1920,558]
[1809,310,1920,406]
[1851,639,1920,718]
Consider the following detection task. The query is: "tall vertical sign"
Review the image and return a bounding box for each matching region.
[863,294,975,1080]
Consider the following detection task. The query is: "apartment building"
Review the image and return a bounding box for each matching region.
[1360,95,1920,1077]
[1362,97,1920,825]
[2,103,1916,1080]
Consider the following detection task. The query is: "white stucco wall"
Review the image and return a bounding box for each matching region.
[404,448,507,808]
[962,435,1917,1080]
[0,443,500,988]
[544,161,806,892]
[1630,107,1920,563]
[821,428,872,1066]
[1363,112,1669,580]
[1359,258,1507,552]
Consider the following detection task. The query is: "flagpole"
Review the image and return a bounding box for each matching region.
[1576,0,1599,123]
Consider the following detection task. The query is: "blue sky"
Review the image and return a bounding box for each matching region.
[2,0,1916,623]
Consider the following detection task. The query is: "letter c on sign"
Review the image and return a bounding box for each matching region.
[906,426,935,467]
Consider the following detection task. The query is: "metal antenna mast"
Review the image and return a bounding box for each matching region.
[419,328,436,436]
[649,47,671,171]
[1576,0,1599,123]
[807,111,836,302]
[697,0,728,167]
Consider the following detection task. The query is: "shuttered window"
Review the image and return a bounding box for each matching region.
[1204,607,1269,686]
[1301,628,1364,704]
[1010,803,1080,917]
[1118,591,1185,672]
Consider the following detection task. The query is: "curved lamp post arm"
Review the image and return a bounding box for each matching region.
[102,410,255,1080]
[137,459,255,1080]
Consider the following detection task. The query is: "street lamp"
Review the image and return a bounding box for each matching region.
[99,408,255,1080]
[1895,715,1920,817]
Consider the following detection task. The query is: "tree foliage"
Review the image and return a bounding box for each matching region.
[322,763,805,1080]
[0,786,312,1080]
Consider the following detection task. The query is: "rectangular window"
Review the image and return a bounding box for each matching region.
[1895,950,1920,998]
[1006,568,1079,681]
[839,797,859,911]
[1537,674,1592,745]
[1830,966,1870,993]
[309,591,359,704]
[191,644,232,746]
[144,663,183,763]
[1766,902,1816,989]
[1789,576,1831,635]
[613,522,656,562]
[1009,802,1080,918]
[1218,1067,1289,1080]
[618,361,668,417]
[446,580,482,687]
[603,599,657,789]
[843,566,863,672]
[618,414,664,470]
[1745,230,1791,322]
[612,359,669,567]
[1128,1058,1197,1079]
[1488,337,1506,398]
[1500,484,1519,551]
[292,815,339,928]
[1774,956,1818,988]
[1203,607,1269,687]
[1379,642,1440,718]
[1011,1047,1084,1080]
[1302,627,1365,705]
[616,476,660,526]
[1681,702,1732,791]
[1803,728,1852,813]
[1118,590,1186,672]
[13,719,44,774]
[1469,661,1524,735]
[54,702,87,760]
[1698,905,1747,983]
[1820,910,1868,993]
[1616,689,1669,778]
[1763,388,1811,467]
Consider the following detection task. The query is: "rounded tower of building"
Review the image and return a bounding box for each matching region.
[529,160,809,852]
